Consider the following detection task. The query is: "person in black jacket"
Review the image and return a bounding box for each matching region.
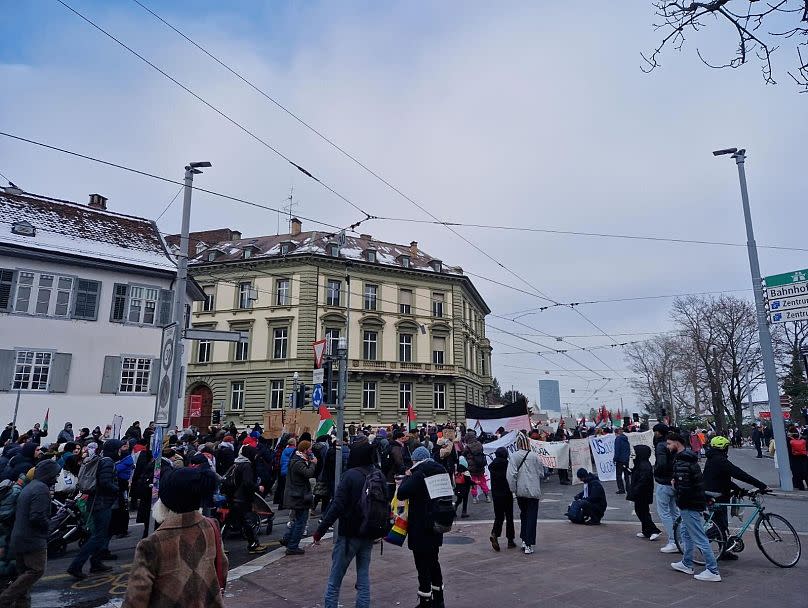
[2,442,38,481]
[231,445,267,554]
[668,433,721,582]
[397,447,448,608]
[488,447,516,551]
[627,445,661,540]
[613,428,631,495]
[312,441,381,608]
[653,423,679,553]
[573,469,607,524]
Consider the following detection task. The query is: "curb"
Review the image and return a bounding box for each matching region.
[227,532,332,582]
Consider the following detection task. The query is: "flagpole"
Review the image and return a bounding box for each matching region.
[12,390,20,435]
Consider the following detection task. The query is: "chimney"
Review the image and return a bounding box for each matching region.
[291,217,302,236]
[410,240,418,256]
[360,233,372,240]
[88,193,108,210]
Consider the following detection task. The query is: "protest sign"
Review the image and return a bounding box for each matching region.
[425,473,454,498]
[588,433,616,481]
[531,441,569,469]
[569,438,593,484]
[294,410,320,437]
[627,430,655,465]
[263,411,284,439]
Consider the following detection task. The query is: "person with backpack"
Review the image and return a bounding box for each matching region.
[453,456,471,518]
[227,445,268,554]
[67,439,121,579]
[507,432,542,555]
[462,431,490,503]
[274,437,297,509]
[312,441,387,608]
[488,447,516,551]
[396,446,452,608]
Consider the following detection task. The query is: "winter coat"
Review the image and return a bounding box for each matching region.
[316,465,379,539]
[463,440,486,475]
[254,444,274,486]
[0,428,19,445]
[122,511,226,608]
[57,427,74,444]
[627,445,654,504]
[283,453,317,510]
[506,449,542,499]
[214,444,235,476]
[2,454,35,482]
[672,449,707,511]
[703,448,766,502]
[397,459,447,551]
[10,460,60,554]
[232,456,258,505]
[613,434,631,465]
[26,428,47,446]
[653,438,674,485]
[90,454,120,512]
[124,425,143,441]
[280,446,296,477]
[488,454,512,499]
[751,428,762,445]
[115,453,135,482]
[574,473,607,519]
[387,442,412,482]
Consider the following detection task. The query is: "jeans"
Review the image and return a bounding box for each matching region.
[412,546,442,595]
[516,497,539,546]
[283,508,309,550]
[0,549,46,607]
[679,508,719,574]
[615,462,631,493]
[654,483,679,542]
[634,501,661,537]
[69,508,112,571]
[324,536,373,608]
[491,494,515,540]
[470,474,489,498]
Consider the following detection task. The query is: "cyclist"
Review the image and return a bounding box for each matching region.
[702,435,768,561]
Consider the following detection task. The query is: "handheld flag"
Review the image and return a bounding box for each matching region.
[407,402,417,431]
[43,408,49,433]
[316,405,335,437]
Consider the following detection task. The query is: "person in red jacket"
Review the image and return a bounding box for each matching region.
[786,430,808,491]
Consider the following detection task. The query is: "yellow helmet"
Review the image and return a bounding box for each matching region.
[710,436,731,450]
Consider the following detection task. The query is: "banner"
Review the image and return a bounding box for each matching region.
[627,430,655,465]
[263,411,284,439]
[481,431,519,464]
[588,434,616,481]
[466,402,531,435]
[480,431,568,469]
[569,438,593,484]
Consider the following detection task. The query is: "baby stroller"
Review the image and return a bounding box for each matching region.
[48,498,90,556]
[216,492,274,539]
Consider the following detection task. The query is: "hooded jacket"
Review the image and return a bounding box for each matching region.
[627,445,654,504]
[10,459,61,554]
[702,448,766,502]
[463,438,486,475]
[488,448,512,498]
[232,447,259,505]
[575,472,607,518]
[57,424,75,444]
[283,451,317,510]
[506,449,543,499]
[88,439,121,512]
[672,449,707,511]
[613,433,631,465]
[2,443,37,482]
[397,458,447,551]
[653,436,675,485]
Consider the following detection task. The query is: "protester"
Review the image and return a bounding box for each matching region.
[463,431,490,503]
[613,427,631,495]
[230,445,268,554]
[397,446,449,608]
[2,443,39,481]
[282,434,317,555]
[274,437,297,509]
[453,456,471,518]
[667,432,721,582]
[488,446,516,551]
[652,423,679,553]
[507,432,542,554]
[751,424,763,458]
[0,459,60,607]
[26,423,47,446]
[786,430,808,491]
[570,469,607,525]
[0,423,19,446]
[626,445,660,540]
[124,421,142,441]
[122,466,226,608]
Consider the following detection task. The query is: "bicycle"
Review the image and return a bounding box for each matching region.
[673,489,801,568]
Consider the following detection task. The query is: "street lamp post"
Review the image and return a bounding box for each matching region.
[333,335,348,537]
[167,161,211,430]
[713,148,793,491]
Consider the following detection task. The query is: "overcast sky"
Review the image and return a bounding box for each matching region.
[1,1,806,415]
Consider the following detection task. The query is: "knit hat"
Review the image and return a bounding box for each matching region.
[392,429,405,440]
[347,442,375,468]
[652,423,669,435]
[576,468,589,480]
[158,467,207,513]
[223,435,234,443]
[376,428,388,439]
[299,432,312,443]
[495,447,509,459]
[411,446,431,462]
[21,443,37,459]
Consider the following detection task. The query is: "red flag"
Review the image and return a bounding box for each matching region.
[407,402,417,431]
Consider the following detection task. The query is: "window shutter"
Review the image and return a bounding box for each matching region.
[400,289,412,307]
[149,358,160,395]
[72,279,101,320]
[49,353,72,393]
[159,289,173,326]
[100,356,122,394]
[111,284,128,322]
[0,269,14,311]
[0,350,14,391]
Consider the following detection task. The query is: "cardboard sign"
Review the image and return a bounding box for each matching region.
[424,473,454,498]
[264,411,284,439]
[295,410,320,437]
[569,438,593,485]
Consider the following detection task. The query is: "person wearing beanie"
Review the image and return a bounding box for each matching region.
[2,442,40,482]
[397,444,450,607]
[281,438,317,556]
[123,467,227,608]
[652,422,679,553]
[230,445,268,554]
[275,438,298,508]
[489,446,516,551]
[507,432,542,555]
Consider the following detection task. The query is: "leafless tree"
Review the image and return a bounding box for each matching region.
[643,1,808,91]
[625,335,681,418]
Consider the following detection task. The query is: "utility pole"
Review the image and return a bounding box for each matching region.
[744,357,753,439]
[167,161,211,429]
[713,147,793,491]
[333,240,351,539]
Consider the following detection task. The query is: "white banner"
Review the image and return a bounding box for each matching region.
[466,415,531,435]
[480,431,569,469]
[588,434,616,481]
[627,430,655,465]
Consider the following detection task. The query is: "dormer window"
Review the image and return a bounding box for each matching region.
[243,244,260,259]
[365,249,377,263]
[328,243,340,257]
[206,250,219,262]
[399,255,410,268]
[279,241,295,255]
[195,242,207,255]
[11,221,35,237]
[430,260,442,273]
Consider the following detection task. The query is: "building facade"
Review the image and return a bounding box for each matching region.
[181,219,493,428]
[0,189,201,435]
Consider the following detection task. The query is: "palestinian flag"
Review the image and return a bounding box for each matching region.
[614,408,623,428]
[43,408,49,433]
[407,402,417,431]
[316,405,334,437]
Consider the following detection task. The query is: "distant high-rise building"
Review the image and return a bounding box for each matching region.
[538,379,561,415]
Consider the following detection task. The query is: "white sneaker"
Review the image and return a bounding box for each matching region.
[524,545,534,555]
[670,561,695,575]
[660,543,679,553]
[694,570,722,582]
[521,540,526,549]
[473,497,479,504]
[636,532,647,538]
[649,533,661,541]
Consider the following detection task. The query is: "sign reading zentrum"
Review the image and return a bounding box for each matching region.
[764,269,808,324]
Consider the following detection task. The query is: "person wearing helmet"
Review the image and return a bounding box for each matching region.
[702,435,768,561]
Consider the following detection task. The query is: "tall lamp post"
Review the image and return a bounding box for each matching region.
[713,147,793,491]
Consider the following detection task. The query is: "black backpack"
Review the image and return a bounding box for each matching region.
[471,450,486,471]
[358,468,391,540]
[428,494,456,534]
[375,440,392,474]
[220,464,238,497]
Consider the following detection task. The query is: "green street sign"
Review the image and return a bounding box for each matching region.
[764,269,808,288]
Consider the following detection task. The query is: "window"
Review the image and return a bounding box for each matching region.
[280,243,291,255]
[0,269,14,310]
[276,279,291,306]
[270,380,284,409]
[399,382,412,410]
[230,381,245,411]
[234,334,249,361]
[119,357,152,393]
[362,381,377,409]
[128,286,159,324]
[399,289,412,314]
[238,282,254,309]
[243,248,253,259]
[480,353,487,376]
[72,279,101,320]
[273,327,288,359]
[197,340,212,363]
[434,383,447,410]
[202,287,215,312]
[325,328,340,356]
[432,293,444,318]
[362,331,378,361]
[327,279,341,307]
[400,255,410,268]
[363,284,377,311]
[206,251,218,262]
[13,351,52,391]
[328,243,340,257]
[399,333,413,362]
[13,272,73,317]
[430,260,442,273]
[432,336,446,365]
[366,250,377,263]
[112,284,128,321]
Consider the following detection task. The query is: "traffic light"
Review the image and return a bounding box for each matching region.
[323,360,334,405]
[297,384,311,409]
[211,410,222,425]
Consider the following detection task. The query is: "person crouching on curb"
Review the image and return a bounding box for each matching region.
[397,446,449,608]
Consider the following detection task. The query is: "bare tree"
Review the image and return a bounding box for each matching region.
[625,335,680,418]
[644,1,808,91]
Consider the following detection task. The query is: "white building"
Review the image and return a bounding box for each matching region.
[0,188,201,438]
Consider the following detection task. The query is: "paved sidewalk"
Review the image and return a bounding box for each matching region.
[224,519,806,607]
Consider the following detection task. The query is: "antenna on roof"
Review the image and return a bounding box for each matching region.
[280,184,299,235]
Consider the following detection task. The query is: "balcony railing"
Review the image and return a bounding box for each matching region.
[350,359,462,375]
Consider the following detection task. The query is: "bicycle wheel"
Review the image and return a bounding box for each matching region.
[754,513,801,568]
[674,516,724,566]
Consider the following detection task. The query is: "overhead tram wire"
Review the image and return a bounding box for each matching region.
[155,186,184,222]
[55,0,374,221]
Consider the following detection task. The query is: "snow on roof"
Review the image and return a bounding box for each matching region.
[0,190,176,272]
